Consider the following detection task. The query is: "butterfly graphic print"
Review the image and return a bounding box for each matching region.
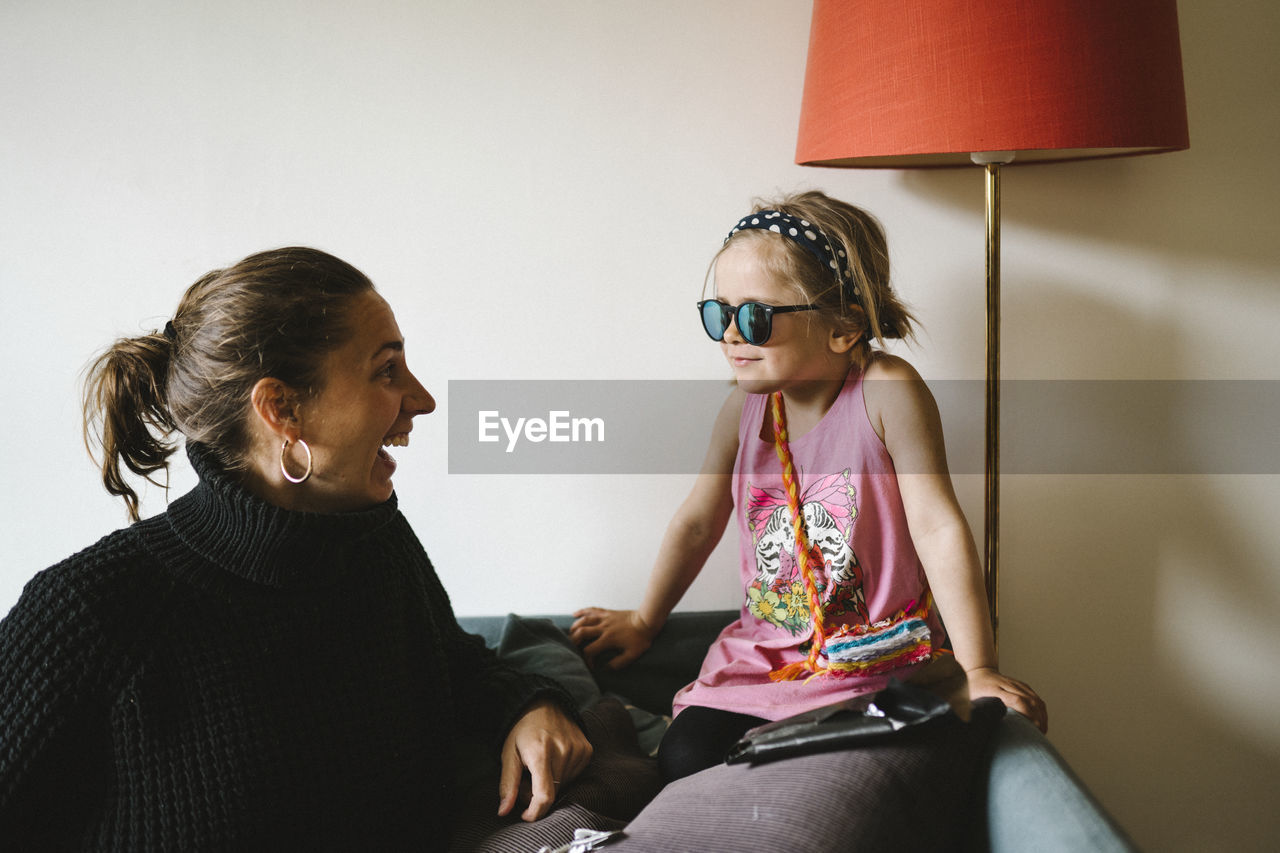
[744,468,869,635]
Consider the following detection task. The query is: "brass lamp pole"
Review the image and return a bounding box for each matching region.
[974,152,1014,647]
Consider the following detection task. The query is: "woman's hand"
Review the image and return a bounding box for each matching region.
[569,608,657,669]
[966,666,1048,733]
[498,699,593,822]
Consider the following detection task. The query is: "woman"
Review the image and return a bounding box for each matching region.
[0,248,592,849]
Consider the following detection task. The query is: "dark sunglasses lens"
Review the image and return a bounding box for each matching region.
[700,301,731,341]
[738,303,771,345]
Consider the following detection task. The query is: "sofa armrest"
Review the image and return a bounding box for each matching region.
[981,711,1136,852]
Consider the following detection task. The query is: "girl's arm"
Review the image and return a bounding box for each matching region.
[865,356,1048,732]
[570,388,743,669]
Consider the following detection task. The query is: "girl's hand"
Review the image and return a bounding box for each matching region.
[568,608,657,669]
[498,700,593,822]
[966,667,1048,733]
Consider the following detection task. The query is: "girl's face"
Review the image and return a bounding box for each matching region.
[712,241,850,395]
[290,291,434,513]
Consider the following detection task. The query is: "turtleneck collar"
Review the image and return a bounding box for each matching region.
[156,442,400,589]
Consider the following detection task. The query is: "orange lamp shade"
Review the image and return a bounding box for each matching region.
[797,0,1190,167]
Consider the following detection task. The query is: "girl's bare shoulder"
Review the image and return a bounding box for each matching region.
[862,353,940,443]
[864,351,924,384]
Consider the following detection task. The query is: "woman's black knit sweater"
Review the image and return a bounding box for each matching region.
[0,445,569,850]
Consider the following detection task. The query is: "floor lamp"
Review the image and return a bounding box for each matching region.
[795,0,1189,645]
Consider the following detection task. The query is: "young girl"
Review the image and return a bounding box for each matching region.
[571,191,1046,781]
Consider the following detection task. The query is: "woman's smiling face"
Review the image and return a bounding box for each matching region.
[292,290,434,512]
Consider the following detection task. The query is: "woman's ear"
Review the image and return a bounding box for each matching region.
[249,378,302,441]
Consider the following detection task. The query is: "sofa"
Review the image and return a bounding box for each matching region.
[458,610,1135,853]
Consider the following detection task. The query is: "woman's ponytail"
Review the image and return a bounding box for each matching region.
[80,248,375,520]
[82,330,178,522]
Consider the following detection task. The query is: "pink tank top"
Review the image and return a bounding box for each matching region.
[672,367,941,720]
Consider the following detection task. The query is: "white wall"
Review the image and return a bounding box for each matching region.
[2,2,1277,850]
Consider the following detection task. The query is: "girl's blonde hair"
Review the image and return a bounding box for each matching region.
[714,190,917,366]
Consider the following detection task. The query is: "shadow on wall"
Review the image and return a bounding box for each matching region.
[987,280,1280,853]
[921,281,1280,851]
[1003,469,1280,853]
[887,1,1280,273]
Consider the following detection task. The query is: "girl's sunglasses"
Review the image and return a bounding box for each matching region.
[697,299,817,346]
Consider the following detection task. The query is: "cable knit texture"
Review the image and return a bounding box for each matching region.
[0,444,570,851]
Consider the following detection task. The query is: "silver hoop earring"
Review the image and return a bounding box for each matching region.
[280,438,313,484]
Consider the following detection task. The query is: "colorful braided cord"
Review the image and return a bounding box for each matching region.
[768,391,831,681]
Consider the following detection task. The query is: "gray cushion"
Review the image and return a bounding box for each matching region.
[495,615,602,710]
[490,614,670,756]
[610,699,1007,852]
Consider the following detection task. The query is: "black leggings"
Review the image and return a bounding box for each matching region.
[656,705,768,782]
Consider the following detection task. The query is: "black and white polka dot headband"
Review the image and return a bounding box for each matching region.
[725,210,861,300]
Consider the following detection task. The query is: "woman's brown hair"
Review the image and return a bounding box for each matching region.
[82,247,374,521]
